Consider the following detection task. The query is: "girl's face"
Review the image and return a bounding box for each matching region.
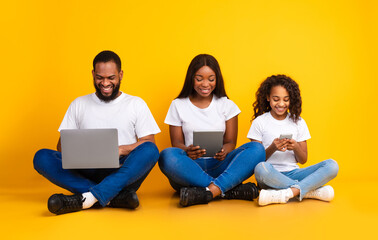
[193,66,216,98]
[267,85,290,120]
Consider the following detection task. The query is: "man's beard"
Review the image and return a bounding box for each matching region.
[94,81,121,103]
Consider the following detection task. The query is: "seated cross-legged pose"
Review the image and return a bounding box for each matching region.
[159,54,265,207]
[248,74,339,206]
[33,50,160,214]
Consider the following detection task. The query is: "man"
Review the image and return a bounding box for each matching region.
[34,50,160,215]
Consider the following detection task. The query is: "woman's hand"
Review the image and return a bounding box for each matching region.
[214,149,227,161]
[186,145,206,160]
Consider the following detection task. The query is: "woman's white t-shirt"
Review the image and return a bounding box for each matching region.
[247,112,311,172]
[165,95,241,146]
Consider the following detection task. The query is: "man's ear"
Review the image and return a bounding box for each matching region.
[119,70,124,80]
[92,69,95,79]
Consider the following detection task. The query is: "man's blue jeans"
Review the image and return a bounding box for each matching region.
[254,159,339,200]
[33,142,159,206]
[158,142,266,194]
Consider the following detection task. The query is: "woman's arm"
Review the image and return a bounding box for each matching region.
[214,115,238,161]
[169,125,205,159]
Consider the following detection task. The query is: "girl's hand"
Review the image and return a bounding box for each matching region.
[272,138,290,152]
[286,139,298,151]
[214,149,227,161]
[186,145,206,160]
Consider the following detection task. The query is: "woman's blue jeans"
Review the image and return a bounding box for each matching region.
[33,142,159,206]
[254,159,339,200]
[158,142,266,194]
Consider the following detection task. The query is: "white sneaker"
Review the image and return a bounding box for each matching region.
[258,189,292,206]
[304,185,334,201]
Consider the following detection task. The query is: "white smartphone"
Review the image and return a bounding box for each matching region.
[279,134,293,139]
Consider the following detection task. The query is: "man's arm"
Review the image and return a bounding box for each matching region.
[57,137,62,152]
[118,134,156,156]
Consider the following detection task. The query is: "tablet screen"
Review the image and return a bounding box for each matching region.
[193,130,224,157]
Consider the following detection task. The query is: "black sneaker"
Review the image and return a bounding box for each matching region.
[180,187,213,207]
[47,193,83,215]
[223,182,259,201]
[108,190,139,209]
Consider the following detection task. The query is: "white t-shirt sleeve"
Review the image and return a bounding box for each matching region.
[297,118,311,142]
[58,100,79,131]
[164,100,182,126]
[134,98,161,138]
[223,98,241,120]
[247,117,263,141]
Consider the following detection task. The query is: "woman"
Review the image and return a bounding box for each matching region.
[158,54,265,207]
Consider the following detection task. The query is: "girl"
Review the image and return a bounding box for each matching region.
[159,54,265,207]
[248,74,339,206]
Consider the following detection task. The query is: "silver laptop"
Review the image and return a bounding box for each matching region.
[61,129,120,169]
[193,130,224,157]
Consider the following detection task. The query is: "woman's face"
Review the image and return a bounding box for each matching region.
[268,85,290,120]
[193,66,216,98]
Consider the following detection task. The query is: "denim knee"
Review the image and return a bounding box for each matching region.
[254,162,271,181]
[136,141,160,162]
[240,141,264,151]
[324,159,339,179]
[158,147,182,172]
[33,148,54,173]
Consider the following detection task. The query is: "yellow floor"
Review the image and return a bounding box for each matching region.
[0,174,376,240]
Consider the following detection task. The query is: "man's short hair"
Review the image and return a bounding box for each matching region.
[93,50,122,72]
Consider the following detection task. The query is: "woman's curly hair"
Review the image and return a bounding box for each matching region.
[253,74,302,123]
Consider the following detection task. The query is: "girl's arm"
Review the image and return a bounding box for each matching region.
[169,125,205,159]
[287,139,308,164]
[214,115,238,161]
[251,138,290,160]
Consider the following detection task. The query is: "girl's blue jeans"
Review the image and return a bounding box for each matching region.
[254,159,339,200]
[33,142,159,206]
[158,142,266,194]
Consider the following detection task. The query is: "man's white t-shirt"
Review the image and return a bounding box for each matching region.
[165,96,241,146]
[247,112,311,172]
[58,92,161,146]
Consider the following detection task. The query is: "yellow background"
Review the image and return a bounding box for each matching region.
[0,0,377,239]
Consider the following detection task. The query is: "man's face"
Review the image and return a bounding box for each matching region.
[92,61,123,102]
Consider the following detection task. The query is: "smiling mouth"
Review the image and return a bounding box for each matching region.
[100,85,113,94]
[199,89,211,94]
[276,107,287,112]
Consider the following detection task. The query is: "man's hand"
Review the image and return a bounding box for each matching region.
[118,134,155,157]
[186,145,206,160]
[118,145,133,157]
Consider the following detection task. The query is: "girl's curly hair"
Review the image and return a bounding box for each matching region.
[253,74,302,123]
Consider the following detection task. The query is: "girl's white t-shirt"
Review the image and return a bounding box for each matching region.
[165,96,241,146]
[247,112,311,172]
